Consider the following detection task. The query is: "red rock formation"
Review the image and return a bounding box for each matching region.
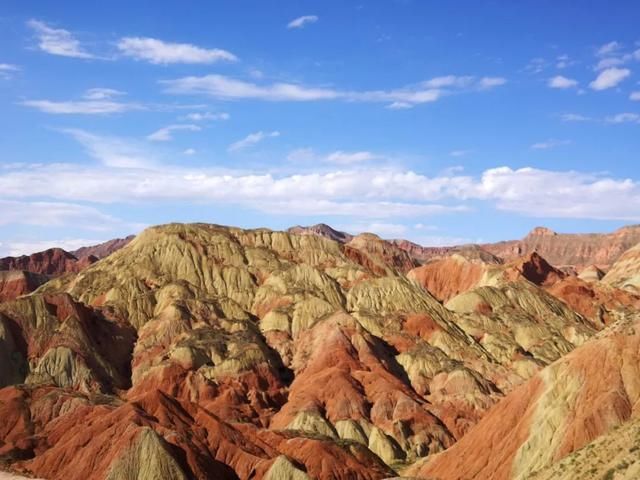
[483,225,640,269]
[0,249,94,276]
[407,256,489,302]
[502,251,566,286]
[548,276,640,327]
[71,235,135,260]
[0,271,49,302]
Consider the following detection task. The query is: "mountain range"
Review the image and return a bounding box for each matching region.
[1,223,640,479]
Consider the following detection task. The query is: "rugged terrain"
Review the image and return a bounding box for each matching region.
[1,222,640,479]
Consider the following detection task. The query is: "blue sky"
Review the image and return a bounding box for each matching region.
[1,1,640,256]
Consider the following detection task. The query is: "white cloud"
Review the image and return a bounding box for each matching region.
[605,113,640,124]
[147,124,201,142]
[183,148,197,155]
[560,113,592,122]
[548,75,578,89]
[0,199,123,231]
[478,77,507,89]
[336,222,409,238]
[524,57,547,74]
[630,91,640,101]
[117,37,237,64]
[0,238,105,257]
[530,139,571,150]
[596,41,622,57]
[162,74,506,108]
[180,111,229,121]
[325,151,376,164]
[0,63,20,79]
[4,152,640,222]
[589,67,631,90]
[555,54,575,69]
[476,166,640,221]
[82,88,125,100]
[286,148,380,164]
[449,149,472,157]
[287,15,319,29]
[228,131,280,151]
[21,88,141,114]
[60,128,155,168]
[27,19,95,59]
[387,101,413,110]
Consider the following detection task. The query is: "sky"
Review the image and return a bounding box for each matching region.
[1,1,640,256]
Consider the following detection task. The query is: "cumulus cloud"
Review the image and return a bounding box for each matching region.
[589,67,630,90]
[5,130,640,223]
[117,37,237,64]
[27,19,95,58]
[147,124,201,142]
[228,131,280,151]
[630,91,640,101]
[162,74,506,108]
[287,15,319,29]
[548,75,578,89]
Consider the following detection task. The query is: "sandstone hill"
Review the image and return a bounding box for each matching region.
[0,222,640,479]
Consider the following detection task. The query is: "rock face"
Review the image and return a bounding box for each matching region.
[71,235,135,260]
[0,248,94,276]
[1,222,640,479]
[483,225,640,269]
[0,271,49,302]
[603,242,640,293]
[408,316,640,480]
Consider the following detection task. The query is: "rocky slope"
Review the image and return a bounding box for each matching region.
[0,222,639,479]
[407,315,640,480]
